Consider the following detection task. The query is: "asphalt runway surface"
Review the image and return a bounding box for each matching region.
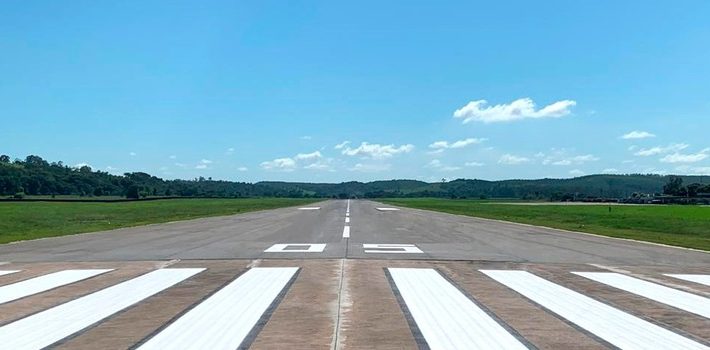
[0,200,708,349]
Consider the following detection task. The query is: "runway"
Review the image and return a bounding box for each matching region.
[0,200,708,349]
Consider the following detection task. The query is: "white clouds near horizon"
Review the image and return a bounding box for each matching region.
[453,98,576,124]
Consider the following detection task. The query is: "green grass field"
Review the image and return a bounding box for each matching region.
[381,198,710,251]
[0,198,319,244]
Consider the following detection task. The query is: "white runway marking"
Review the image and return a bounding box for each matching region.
[342,226,350,238]
[345,217,350,223]
[0,269,112,305]
[574,272,710,319]
[0,270,20,277]
[376,207,400,211]
[264,243,326,253]
[298,207,320,210]
[481,270,707,350]
[0,268,204,350]
[346,212,349,217]
[389,268,527,350]
[138,267,298,350]
[665,274,710,287]
[364,244,423,254]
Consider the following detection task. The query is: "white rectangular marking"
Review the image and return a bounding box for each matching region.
[364,244,423,254]
[264,243,326,253]
[665,274,710,287]
[0,269,112,305]
[574,272,710,319]
[0,268,204,350]
[481,270,707,350]
[389,268,527,350]
[0,270,20,277]
[138,267,297,350]
[376,207,400,211]
[342,226,350,238]
[345,217,350,223]
[298,207,320,210]
[346,212,349,217]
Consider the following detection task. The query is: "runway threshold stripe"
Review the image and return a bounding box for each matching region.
[138,267,298,350]
[665,274,710,287]
[481,270,708,350]
[0,270,20,277]
[0,269,113,305]
[574,272,710,319]
[343,226,350,238]
[388,268,528,350]
[0,268,204,350]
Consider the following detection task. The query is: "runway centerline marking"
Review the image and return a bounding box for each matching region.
[481,270,707,350]
[345,217,350,223]
[264,244,326,253]
[388,268,528,350]
[0,268,204,350]
[573,272,710,319]
[0,270,20,277]
[298,207,320,210]
[376,208,400,211]
[363,244,423,254]
[665,274,710,287]
[342,226,350,238]
[138,267,298,350]
[0,269,113,305]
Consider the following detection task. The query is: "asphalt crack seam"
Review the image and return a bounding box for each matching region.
[332,258,347,350]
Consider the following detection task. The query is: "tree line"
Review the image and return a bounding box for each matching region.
[2,154,709,200]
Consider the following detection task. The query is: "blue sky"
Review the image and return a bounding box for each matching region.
[2,1,709,182]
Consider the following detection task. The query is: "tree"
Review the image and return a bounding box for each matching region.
[663,176,684,196]
[0,155,9,163]
[126,185,141,199]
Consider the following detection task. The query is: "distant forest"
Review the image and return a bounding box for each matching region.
[2,155,710,200]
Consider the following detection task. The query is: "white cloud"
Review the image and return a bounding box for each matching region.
[602,168,619,173]
[634,143,688,156]
[334,141,350,150]
[300,136,312,140]
[169,155,177,159]
[453,98,576,124]
[105,166,116,171]
[74,163,92,169]
[226,147,235,155]
[261,150,326,171]
[341,142,414,159]
[569,169,585,176]
[195,164,208,169]
[498,154,531,165]
[465,161,485,167]
[542,152,599,166]
[200,159,213,164]
[675,165,710,175]
[621,131,655,139]
[174,162,187,168]
[659,149,709,163]
[237,167,248,171]
[426,159,460,171]
[349,163,391,172]
[129,152,137,156]
[429,138,486,150]
[260,157,296,171]
[294,151,322,161]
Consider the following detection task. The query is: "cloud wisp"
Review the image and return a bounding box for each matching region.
[341,142,414,159]
[454,98,576,124]
[621,131,656,139]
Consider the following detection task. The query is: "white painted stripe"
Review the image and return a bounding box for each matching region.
[376,207,400,211]
[345,217,350,223]
[298,207,320,210]
[481,270,708,350]
[0,269,112,305]
[666,274,710,287]
[264,243,326,253]
[346,212,349,217]
[342,226,350,238]
[574,272,710,319]
[0,268,204,350]
[364,244,423,254]
[0,270,20,277]
[138,267,298,350]
[389,268,527,350]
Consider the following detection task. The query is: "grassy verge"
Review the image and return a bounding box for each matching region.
[0,198,320,244]
[380,198,710,251]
